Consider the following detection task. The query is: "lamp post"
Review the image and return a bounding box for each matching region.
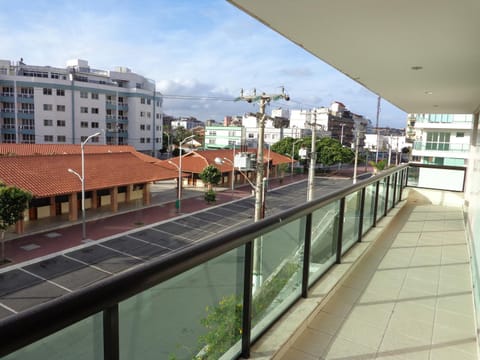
[177,135,195,213]
[340,123,346,145]
[291,139,302,176]
[353,130,360,184]
[215,157,256,190]
[67,131,101,240]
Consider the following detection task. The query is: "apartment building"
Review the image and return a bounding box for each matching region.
[204,125,246,149]
[0,59,163,156]
[410,113,473,166]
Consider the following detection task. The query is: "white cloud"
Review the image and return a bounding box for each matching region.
[0,0,407,126]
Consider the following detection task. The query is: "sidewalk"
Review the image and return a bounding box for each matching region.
[2,175,307,266]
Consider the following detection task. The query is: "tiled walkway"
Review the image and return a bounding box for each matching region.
[280,189,478,360]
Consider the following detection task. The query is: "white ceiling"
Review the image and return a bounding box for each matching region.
[227,0,480,115]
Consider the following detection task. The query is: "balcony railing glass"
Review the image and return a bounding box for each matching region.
[0,166,408,360]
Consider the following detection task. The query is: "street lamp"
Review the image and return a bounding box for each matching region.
[214,156,235,193]
[214,157,256,190]
[340,123,346,145]
[291,139,302,178]
[67,131,101,240]
[177,135,195,212]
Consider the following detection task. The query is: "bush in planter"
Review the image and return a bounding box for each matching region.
[204,190,216,203]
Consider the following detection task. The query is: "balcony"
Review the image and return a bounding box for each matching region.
[0,165,476,359]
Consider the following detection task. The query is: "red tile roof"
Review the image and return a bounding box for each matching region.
[0,145,178,197]
[161,148,293,174]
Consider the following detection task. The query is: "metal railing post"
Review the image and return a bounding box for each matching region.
[358,188,366,242]
[373,181,379,227]
[241,241,254,358]
[336,198,345,264]
[302,214,312,298]
[103,304,119,360]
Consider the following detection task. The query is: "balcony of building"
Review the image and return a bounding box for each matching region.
[0,164,477,360]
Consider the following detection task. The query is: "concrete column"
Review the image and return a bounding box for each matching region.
[111,187,118,212]
[91,191,98,209]
[49,196,56,217]
[143,183,151,206]
[69,193,78,221]
[126,184,132,202]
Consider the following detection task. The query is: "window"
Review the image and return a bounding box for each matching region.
[80,107,88,113]
[3,118,15,128]
[147,112,151,118]
[426,132,450,151]
[57,105,66,112]
[3,133,16,143]
[44,119,53,126]
[141,98,145,104]
[43,88,52,95]
[21,134,35,143]
[80,121,88,128]
[57,135,66,142]
[248,133,255,139]
[80,91,88,98]
[20,87,33,97]
[57,120,66,127]
[140,111,145,117]
[146,124,151,130]
[91,93,99,100]
[146,138,151,143]
[140,138,145,143]
[456,132,464,137]
[91,107,99,114]
[140,124,145,130]
[147,99,151,105]
[44,135,53,142]
[91,122,99,128]
[43,104,53,111]
[209,131,216,136]
[118,96,124,103]
[56,89,65,96]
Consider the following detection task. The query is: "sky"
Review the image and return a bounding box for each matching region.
[0,0,407,128]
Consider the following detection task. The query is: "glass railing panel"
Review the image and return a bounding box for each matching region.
[250,218,304,341]
[2,313,103,360]
[396,170,403,203]
[119,247,245,360]
[376,178,387,222]
[342,191,362,255]
[388,174,396,209]
[363,183,376,234]
[309,201,339,285]
[407,166,419,187]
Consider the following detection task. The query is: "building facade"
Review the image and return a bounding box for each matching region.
[410,113,473,166]
[204,125,246,149]
[0,59,163,156]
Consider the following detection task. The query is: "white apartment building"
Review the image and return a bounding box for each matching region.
[170,117,203,130]
[204,125,246,149]
[410,113,473,166]
[0,59,162,155]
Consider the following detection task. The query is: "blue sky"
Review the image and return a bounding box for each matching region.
[0,0,407,127]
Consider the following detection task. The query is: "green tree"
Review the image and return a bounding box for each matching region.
[317,137,354,166]
[271,137,304,158]
[0,183,32,263]
[199,165,222,191]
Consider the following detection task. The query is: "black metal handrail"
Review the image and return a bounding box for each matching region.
[0,164,408,358]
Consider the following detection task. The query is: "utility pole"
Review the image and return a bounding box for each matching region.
[236,87,290,293]
[236,88,290,222]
